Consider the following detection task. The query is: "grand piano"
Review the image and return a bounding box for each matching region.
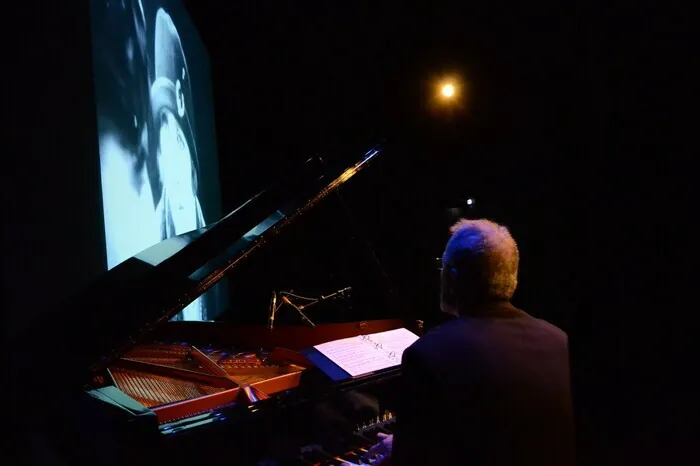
[14,145,420,466]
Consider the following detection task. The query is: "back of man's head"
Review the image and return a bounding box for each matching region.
[442,219,519,311]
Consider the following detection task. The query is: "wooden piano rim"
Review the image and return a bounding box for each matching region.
[152,319,408,351]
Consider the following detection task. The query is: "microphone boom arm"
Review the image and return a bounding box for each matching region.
[281,296,316,328]
[273,286,352,327]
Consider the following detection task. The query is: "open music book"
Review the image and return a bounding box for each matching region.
[312,328,419,377]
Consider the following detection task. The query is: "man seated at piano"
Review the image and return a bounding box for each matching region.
[344,219,575,466]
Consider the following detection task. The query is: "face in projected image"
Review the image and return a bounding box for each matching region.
[94,1,207,321]
[150,7,205,241]
[158,111,199,232]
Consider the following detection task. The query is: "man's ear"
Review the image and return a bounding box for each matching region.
[449,266,461,292]
[441,269,457,305]
[442,273,452,301]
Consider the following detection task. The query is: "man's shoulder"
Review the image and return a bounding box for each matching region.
[405,318,476,356]
[517,310,569,344]
[408,310,568,357]
[530,315,569,340]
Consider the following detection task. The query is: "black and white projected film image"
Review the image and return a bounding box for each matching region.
[91,0,223,320]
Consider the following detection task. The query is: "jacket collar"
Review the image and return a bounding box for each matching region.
[459,300,524,318]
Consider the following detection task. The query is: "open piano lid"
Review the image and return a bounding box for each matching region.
[59,145,382,375]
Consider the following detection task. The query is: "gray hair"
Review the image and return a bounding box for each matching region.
[444,219,519,300]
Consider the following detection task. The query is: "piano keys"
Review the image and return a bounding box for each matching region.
[283,410,397,466]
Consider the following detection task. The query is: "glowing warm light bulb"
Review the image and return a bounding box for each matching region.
[442,83,455,97]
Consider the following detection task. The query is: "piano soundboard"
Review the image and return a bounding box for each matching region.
[93,343,309,423]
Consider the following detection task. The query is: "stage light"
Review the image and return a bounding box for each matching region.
[429,75,466,113]
[441,83,455,98]
[466,198,474,205]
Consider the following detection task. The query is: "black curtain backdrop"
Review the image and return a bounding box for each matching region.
[5,1,684,464]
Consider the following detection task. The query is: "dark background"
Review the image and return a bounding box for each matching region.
[4,1,684,464]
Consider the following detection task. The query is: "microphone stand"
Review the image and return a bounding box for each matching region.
[284,287,352,310]
[273,287,352,328]
[282,296,316,328]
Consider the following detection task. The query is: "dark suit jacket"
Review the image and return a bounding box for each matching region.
[392,301,574,466]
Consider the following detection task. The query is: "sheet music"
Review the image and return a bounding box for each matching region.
[365,328,420,359]
[314,328,419,377]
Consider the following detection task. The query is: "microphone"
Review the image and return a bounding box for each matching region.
[320,286,352,301]
[268,291,277,330]
[282,296,316,328]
